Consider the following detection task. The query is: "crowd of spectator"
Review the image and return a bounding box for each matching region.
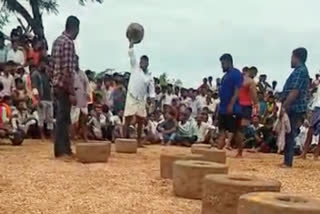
[0,24,319,163]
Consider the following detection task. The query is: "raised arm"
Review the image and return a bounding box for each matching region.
[128,40,137,68]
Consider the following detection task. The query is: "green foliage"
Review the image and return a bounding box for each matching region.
[0,8,9,30]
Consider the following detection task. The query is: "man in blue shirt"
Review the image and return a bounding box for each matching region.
[281,47,310,168]
[217,54,243,157]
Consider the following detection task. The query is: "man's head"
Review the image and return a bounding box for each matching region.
[174,86,180,95]
[15,78,24,90]
[291,47,307,68]
[4,61,17,75]
[155,86,161,95]
[167,84,173,94]
[220,54,233,72]
[248,66,258,78]
[259,74,267,82]
[65,16,80,40]
[11,39,19,51]
[208,76,213,83]
[316,74,320,80]
[272,80,277,89]
[140,55,149,72]
[181,88,187,97]
[242,66,249,74]
[216,78,221,86]
[203,77,208,84]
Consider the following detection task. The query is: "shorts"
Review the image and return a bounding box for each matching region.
[240,105,252,120]
[37,101,54,130]
[124,93,147,118]
[71,106,88,124]
[218,114,241,133]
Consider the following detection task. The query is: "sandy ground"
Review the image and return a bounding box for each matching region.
[0,140,320,214]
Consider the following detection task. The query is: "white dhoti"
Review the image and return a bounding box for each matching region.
[124,93,147,118]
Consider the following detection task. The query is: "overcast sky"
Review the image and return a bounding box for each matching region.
[4,0,320,88]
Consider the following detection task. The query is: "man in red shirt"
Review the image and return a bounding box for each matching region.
[51,16,79,159]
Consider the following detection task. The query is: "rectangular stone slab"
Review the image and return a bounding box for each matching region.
[76,142,110,163]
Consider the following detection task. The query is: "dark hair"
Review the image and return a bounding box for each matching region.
[15,77,23,86]
[208,76,213,81]
[186,107,193,114]
[66,16,80,31]
[140,55,149,61]
[6,60,17,67]
[220,53,233,64]
[293,47,308,64]
[242,66,249,72]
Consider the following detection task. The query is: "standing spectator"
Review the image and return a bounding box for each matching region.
[258,74,272,93]
[72,59,90,141]
[31,56,53,139]
[180,88,192,107]
[281,47,310,167]
[51,16,80,159]
[272,80,278,92]
[217,54,243,157]
[299,83,320,160]
[199,77,209,90]
[0,61,16,97]
[6,39,25,66]
[197,87,208,110]
[162,84,175,106]
[208,76,214,90]
[189,88,200,118]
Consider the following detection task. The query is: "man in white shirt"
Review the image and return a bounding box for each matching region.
[0,61,15,97]
[123,39,155,147]
[6,40,25,66]
[189,88,201,118]
[162,84,175,106]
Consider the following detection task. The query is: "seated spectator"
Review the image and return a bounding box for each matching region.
[157,109,177,145]
[110,109,124,141]
[171,108,197,147]
[11,100,38,135]
[12,77,28,108]
[87,103,106,140]
[256,118,277,153]
[144,112,161,144]
[244,115,263,149]
[195,112,215,144]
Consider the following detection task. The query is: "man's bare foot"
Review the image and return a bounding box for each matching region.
[279,163,291,168]
[235,153,243,158]
[138,141,145,148]
[225,146,232,151]
[56,155,74,162]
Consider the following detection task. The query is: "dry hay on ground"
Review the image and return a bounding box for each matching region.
[0,140,319,214]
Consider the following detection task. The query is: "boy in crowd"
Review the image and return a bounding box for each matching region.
[0,61,16,97]
[171,108,198,146]
[11,100,38,135]
[195,112,215,144]
[157,109,177,145]
[31,57,53,139]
